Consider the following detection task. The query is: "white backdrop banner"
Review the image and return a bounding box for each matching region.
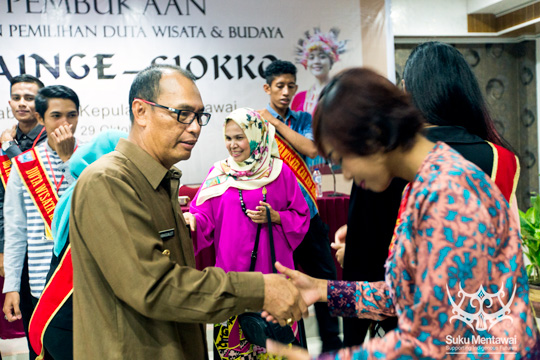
[0,0,363,184]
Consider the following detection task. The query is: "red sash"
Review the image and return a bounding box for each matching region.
[487,142,519,202]
[14,148,58,239]
[275,133,318,208]
[0,126,46,189]
[29,245,73,359]
[0,151,12,189]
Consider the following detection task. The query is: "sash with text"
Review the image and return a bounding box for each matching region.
[14,148,59,240]
[0,150,12,189]
[275,133,318,209]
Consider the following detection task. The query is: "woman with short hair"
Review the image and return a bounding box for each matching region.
[267,67,538,360]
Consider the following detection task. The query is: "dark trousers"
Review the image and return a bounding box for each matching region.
[19,254,38,360]
[293,214,343,353]
[43,326,73,360]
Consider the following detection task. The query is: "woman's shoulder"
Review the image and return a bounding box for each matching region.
[277,160,295,178]
[417,142,501,202]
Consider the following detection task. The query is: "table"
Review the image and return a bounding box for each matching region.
[316,191,350,280]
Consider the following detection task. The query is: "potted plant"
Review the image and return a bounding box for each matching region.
[519,195,540,315]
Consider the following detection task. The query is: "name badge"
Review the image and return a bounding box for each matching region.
[159,229,175,240]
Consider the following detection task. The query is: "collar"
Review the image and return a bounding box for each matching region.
[425,126,485,144]
[115,138,182,190]
[265,104,297,124]
[15,124,45,142]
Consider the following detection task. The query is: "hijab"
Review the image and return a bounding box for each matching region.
[196,107,283,205]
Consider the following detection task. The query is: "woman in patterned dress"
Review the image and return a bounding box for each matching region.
[266,68,539,360]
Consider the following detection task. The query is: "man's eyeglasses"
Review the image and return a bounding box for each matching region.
[135,98,211,126]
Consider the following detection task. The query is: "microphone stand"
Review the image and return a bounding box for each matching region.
[326,161,344,197]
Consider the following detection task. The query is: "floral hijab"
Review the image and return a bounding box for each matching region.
[196,107,283,205]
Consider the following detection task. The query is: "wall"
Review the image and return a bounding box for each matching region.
[321,0,395,195]
[391,0,470,36]
[395,42,539,209]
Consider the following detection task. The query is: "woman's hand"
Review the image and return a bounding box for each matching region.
[331,242,346,268]
[331,224,347,267]
[247,201,281,224]
[261,261,327,324]
[183,212,197,231]
[275,261,326,306]
[266,340,310,360]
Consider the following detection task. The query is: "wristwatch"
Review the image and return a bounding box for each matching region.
[1,140,15,152]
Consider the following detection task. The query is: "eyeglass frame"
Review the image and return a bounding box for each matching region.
[134,98,211,126]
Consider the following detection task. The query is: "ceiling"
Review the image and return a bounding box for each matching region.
[467,0,540,36]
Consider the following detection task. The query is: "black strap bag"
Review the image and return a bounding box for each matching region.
[237,205,296,348]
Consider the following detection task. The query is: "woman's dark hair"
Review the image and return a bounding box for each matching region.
[313,67,424,157]
[403,41,513,151]
[35,85,80,118]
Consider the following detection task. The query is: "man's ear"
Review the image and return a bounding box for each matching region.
[401,79,406,92]
[35,112,45,126]
[131,99,148,127]
[263,83,271,95]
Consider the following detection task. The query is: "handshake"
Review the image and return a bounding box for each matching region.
[260,261,327,326]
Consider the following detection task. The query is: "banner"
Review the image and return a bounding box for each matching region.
[0,0,365,184]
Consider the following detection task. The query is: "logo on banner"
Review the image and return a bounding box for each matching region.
[445,282,518,355]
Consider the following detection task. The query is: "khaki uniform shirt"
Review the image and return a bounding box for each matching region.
[70,139,264,359]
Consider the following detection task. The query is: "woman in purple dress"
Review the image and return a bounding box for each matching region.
[185,107,310,359]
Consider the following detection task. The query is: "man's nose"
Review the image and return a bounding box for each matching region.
[186,118,201,134]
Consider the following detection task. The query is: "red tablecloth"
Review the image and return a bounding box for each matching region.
[187,191,350,275]
[316,191,349,280]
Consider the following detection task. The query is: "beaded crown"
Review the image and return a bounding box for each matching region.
[295,27,348,69]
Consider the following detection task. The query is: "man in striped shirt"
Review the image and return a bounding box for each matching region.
[2,85,79,334]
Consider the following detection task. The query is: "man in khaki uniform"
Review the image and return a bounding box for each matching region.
[69,65,307,359]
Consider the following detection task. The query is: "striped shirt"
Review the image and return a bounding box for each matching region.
[3,141,75,297]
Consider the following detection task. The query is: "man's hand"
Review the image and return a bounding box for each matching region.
[51,124,75,162]
[0,253,5,277]
[257,109,280,128]
[3,291,22,322]
[0,126,16,143]
[262,273,308,326]
[183,212,197,231]
[331,224,347,268]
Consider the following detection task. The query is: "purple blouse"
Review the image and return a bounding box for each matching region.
[190,164,310,274]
